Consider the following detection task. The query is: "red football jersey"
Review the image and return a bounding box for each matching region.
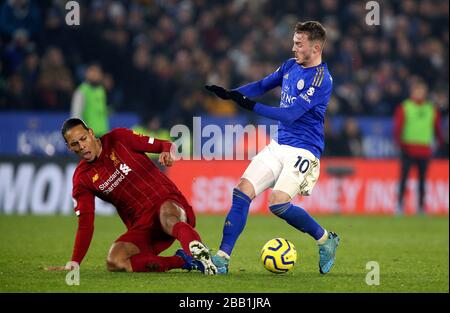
[70,128,183,263]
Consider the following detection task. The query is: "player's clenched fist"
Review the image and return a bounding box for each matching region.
[205,85,231,100]
[159,151,174,167]
[205,85,256,111]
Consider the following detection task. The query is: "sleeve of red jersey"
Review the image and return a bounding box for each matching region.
[71,174,95,265]
[393,104,404,147]
[113,128,173,154]
[434,108,444,147]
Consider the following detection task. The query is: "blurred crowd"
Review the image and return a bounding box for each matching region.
[0,0,448,149]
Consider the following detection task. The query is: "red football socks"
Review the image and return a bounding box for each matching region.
[130,253,184,272]
[172,222,202,256]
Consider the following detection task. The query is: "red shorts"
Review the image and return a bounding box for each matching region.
[115,193,195,255]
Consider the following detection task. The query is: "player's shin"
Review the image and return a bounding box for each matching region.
[130,253,184,272]
[172,221,202,255]
[219,188,252,256]
[269,202,327,243]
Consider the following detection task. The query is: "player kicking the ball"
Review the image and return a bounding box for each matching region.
[205,21,340,274]
[46,118,217,275]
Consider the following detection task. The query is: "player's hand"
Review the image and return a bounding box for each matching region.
[228,90,256,111]
[159,151,174,167]
[45,265,71,271]
[204,85,231,100]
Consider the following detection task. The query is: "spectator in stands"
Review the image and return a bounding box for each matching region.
[16,51,39,108]
[0,59,6,109]
[394,80,444,215]
[150,54,178,116]
[2,28,34,76]
[341,118,364,157]
[0,0,447,154]
[70,63,109,136]
[132,114,172,164]
[0,0,42,40]
[3,72,29,109]
[124,46,157,115]
[132,114,171,143]
[36,46,73,111]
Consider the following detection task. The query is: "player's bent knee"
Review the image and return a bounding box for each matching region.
[106,259,121,272]
[236,178,256,199]
[159,201,187,235]
[269,190,291,206]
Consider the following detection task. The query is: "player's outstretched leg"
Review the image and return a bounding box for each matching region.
[160,200,217,275]
[269,201,340,274]
[107,241,187,272]
[171,222,217,275]
[189,240,218,275]
[213,187,253,274]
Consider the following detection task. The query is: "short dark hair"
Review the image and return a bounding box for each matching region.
[61,118,88,140]
[295,21,327,44]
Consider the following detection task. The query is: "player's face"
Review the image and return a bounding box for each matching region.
[65,125,100,162]
[292,33,314,65]
[411,84,428,102]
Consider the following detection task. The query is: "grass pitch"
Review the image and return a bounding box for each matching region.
[0,214,448,293]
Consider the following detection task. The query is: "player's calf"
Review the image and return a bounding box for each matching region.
[106,241,139,272]
[106,257,132,272]
[269,202,327,241]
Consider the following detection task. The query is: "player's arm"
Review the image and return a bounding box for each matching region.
[46,180,95,271]
[234,66,284,98]
[434,108,444,149]
[229,83,331,126]
[205,59,294,99]
[393,104,405,147]
[113,128,174,166]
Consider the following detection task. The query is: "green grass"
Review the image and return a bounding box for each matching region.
[0,214,448,293]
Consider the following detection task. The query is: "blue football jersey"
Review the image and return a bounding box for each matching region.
[237,58,333,158]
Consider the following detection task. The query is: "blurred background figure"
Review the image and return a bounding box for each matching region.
[341,118,363,157]
[132,114,171,164]
[37,46,73,111]
[0,0,42,40]
[0,0,447,212]
[394,80,444,215]
[132,114,171,143]
[70,63,109,136]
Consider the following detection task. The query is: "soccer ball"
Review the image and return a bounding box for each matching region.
[260,238,297,274]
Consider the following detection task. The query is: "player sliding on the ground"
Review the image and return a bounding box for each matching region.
[205,21,340,275]
[46,118,217,275]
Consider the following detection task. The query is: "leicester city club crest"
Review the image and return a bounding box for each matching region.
[297,79,305,90]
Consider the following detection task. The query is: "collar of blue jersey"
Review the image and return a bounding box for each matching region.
[300,61,327,70]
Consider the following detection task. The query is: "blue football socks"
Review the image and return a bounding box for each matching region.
[219,188,252,256]
[269,202,325,240]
